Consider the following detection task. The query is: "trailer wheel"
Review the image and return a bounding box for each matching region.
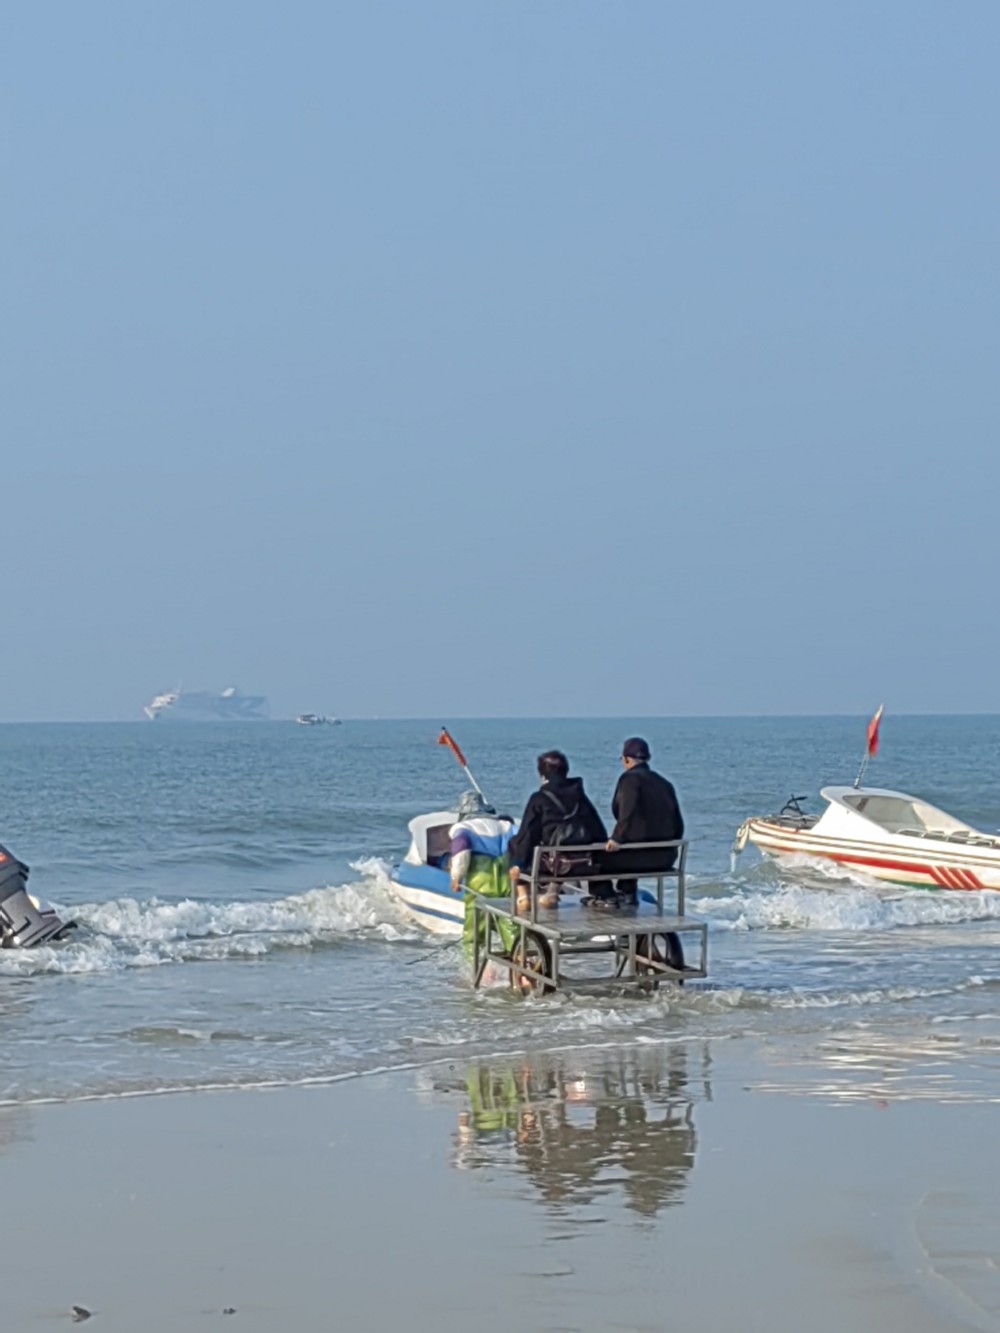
[634,931,685,975]
[510,931,553,994]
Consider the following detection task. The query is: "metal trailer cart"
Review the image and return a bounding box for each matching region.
[470,839,707,994]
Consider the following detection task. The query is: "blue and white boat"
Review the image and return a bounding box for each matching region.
[390,809,466,936]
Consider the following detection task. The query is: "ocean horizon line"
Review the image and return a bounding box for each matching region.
[2,710,1000,726]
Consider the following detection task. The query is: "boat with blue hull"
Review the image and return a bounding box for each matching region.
[391,810,466,936]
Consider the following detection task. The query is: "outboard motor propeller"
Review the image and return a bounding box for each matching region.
[0,845,74,948]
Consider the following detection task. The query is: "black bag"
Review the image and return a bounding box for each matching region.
[540,789,593,877]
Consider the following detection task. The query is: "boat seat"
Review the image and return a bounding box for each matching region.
[425,826,454,864]
[898,828,996,847]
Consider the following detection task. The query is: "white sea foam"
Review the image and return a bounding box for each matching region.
[0,859,419,977]
[701,871,1000,933]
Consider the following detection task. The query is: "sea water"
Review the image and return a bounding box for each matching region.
[2,715,1000,1106]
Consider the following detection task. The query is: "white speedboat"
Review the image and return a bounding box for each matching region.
[733,787,1000,891]
[295,714,340,726]
[390,810,465,936]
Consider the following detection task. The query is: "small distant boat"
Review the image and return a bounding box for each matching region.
[733,787,1000,891]
[295,714,340,726]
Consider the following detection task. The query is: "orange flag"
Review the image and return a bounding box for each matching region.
[866,705,884,757]
[437,727,468,769]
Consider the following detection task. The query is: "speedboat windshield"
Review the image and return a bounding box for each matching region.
[834,789,974,837]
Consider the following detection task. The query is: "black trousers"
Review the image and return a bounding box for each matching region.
[587,847,678,899]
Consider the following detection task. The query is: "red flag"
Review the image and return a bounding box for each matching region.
[866,705,884,757]
[437,727,468,769]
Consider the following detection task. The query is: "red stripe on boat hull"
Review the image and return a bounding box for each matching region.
[756,839,981,888]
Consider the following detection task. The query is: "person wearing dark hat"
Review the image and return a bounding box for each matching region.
[601,737,684,906]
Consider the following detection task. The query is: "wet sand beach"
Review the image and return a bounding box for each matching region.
[4,1034,999,1332]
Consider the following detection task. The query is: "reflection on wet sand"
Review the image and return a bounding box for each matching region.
[752,1023,1000,1105]
[0,988,35,1151]
[447,1043,711,1219]
[0,1105,32,1153]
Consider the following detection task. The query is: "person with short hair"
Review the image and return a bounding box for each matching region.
[507,751,607,913]
[602,737,684,905]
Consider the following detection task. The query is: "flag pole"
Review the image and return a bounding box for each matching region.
[853,705,884,789]
[437,727,484,795]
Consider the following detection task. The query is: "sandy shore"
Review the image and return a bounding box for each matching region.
[3,1036,999,1332]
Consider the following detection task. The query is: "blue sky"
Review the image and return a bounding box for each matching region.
[4,1,997,720]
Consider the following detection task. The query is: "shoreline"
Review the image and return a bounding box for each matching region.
[4,1034,998,1332]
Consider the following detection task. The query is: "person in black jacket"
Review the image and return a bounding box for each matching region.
[601,737,684,905]
[508,750,608,911]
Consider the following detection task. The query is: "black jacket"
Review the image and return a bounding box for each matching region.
[508,776,607,870]
[611,763,684,845]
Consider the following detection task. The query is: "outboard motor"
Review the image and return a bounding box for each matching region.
[0,845,74,948]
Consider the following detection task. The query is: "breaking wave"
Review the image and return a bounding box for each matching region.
[0,859,419,976]
[697,861,1000,933]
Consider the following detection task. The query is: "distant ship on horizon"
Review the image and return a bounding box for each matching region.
[143,686,269,722]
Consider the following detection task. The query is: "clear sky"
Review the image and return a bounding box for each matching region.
[3,1,997,721]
